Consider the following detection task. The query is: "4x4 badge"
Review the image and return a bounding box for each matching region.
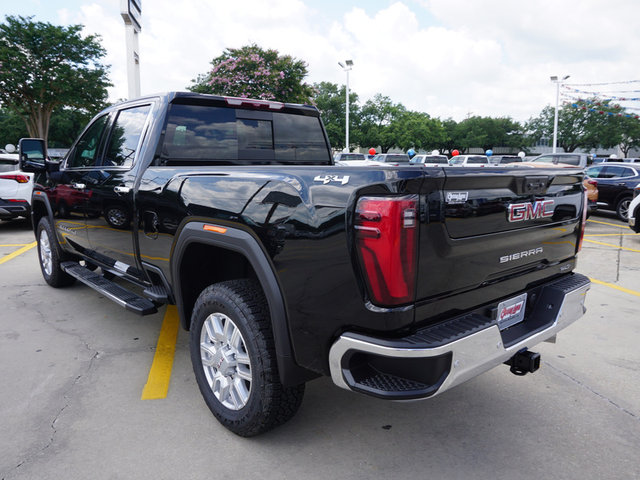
[314,175,350,185]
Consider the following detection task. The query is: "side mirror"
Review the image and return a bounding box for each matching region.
[18,138,47,173]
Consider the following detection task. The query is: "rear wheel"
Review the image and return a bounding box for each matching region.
[37,217,76,287]
[616,196,632,221]
[189,279,305,437]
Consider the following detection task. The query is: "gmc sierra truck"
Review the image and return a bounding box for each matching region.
[21,92,590,436]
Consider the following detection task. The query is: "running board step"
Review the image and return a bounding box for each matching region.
[61,261,157,315]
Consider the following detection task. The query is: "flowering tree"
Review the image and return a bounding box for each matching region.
[0,15,110,141]
[189,44,314,104]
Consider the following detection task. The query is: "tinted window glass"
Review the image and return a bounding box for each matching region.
[104,105,151,167]
[272,112,328,162]
[603,166,632,178]
[161,104,329,165]
[0,160,17,172]
[468,156,487,164]
[67,115,109,168]
[558,155,580,165]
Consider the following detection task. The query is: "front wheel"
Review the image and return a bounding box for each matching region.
[616,196,632,221]
[37,217,76,287]
[190,279,305,437]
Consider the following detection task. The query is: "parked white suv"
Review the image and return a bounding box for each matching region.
[0,149,34,222]
[628,185,640,232]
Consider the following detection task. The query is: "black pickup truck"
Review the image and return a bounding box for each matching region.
[21,92,590,436]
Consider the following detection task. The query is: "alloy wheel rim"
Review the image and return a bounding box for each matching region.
[620,200,630,220]
[200,312,252,410]
[39,229,52,276]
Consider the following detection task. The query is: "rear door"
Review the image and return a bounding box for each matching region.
[84,102,152,279]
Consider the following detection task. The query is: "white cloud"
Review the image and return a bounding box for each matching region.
[50,0,640,122]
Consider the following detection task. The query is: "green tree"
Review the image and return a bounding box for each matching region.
[48,107,94,148]
[0,15,110,141]
[359,94,406,153]
[312,81,360,151]
[527,99,625,153]
[392,111,445,152]
[618,115,640,157]
[438,119,458,154]
[0,108,29,146]
[189,44,314,104]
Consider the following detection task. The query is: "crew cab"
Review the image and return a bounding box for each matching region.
[22,92,590,436]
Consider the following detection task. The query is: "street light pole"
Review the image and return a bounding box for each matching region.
[550,74,570,153]
[338,60,354,152]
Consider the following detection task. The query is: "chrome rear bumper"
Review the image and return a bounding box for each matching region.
[329,273,590,399]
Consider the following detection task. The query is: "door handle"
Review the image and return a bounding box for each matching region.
[71,183,86,190]
[114,186,131,194]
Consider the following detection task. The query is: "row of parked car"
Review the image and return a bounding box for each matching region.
[334,151,640,223]
[3,143,639,229]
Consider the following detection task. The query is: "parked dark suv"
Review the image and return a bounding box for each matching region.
[585,163,640,220]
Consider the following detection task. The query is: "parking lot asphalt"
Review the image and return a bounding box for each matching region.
[1,213,639,480]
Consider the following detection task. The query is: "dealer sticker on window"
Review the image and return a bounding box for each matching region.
[496,293,527,330]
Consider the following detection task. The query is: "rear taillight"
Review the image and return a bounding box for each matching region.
[0,174,29,183]
[354,195,418,306]
[577,189,588,253]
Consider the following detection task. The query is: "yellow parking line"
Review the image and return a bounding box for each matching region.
[0,243,32,247]
[584,233,638,237]
[141,305,180,400]
[587,219,627,229]
[583,239,640,253]
[0,241,37,265]
[590,278,640,298]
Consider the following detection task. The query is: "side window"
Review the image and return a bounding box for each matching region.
[66,115,109,168]
[601,166,625,178]
[273,113,329,162]
[103,105,151,168]
[585,167,601,178]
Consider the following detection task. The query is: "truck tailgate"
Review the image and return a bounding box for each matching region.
[415,167,584,309]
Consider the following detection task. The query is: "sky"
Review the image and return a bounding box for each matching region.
[2,0,640,122]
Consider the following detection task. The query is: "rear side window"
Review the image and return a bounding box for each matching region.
[468,156,487,164]
[559,155,580,166]
[160,104,330,165]
[0,158,18,172]
[103,104,151,168]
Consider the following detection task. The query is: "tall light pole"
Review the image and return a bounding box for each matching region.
[550,74,570,153]
[121,0,142,99]
[338,60,353,152]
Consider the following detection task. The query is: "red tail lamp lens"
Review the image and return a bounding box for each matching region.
[577,189,588,253]
[355,195,418,306]
[0,174,29,183]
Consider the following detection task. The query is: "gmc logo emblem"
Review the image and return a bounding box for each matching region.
[508,200,554,222]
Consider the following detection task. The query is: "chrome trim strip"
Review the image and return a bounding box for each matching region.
[329,281,590,397]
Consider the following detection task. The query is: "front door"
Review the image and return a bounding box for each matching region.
[50,113,112,254]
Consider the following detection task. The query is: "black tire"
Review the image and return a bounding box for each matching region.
[36,217,76,287]
[190,279,305,437]
[616,196,632,221]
